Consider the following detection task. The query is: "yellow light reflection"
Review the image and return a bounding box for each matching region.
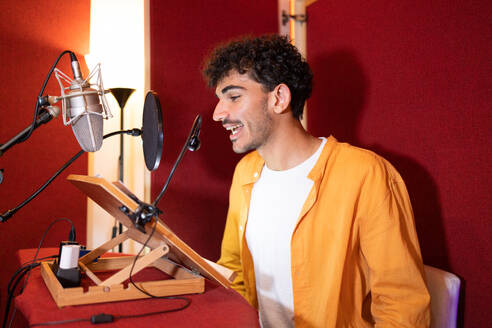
[85,0,149,253]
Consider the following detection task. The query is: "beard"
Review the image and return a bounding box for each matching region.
[232,97,272,154]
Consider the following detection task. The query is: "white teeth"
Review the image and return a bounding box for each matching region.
[226,124,243,135]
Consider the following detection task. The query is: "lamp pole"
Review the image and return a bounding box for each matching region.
[109,88,136,252]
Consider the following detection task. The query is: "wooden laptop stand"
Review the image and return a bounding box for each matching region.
[40,174,234,308]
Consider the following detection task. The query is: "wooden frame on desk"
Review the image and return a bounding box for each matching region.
[40,174,234,308]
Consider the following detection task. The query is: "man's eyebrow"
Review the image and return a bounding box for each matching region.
[220,85,246,95]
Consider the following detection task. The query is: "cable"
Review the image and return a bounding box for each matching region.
[22,215,190,327]
[31,317,89,326]
[2,218,74,328]
[127,217,192,303]
[21,218,74,294]
[128,218,159,296]
[30,296,191,326]
[3,263,39,328]
[4,257,57,328]
[115,297,191,320]
[29,229,191,327]
[5,263,41,328]
[0,50,74,221]
[20,255,59,267]
[30,318,91,327]
[7,255,57,296]
[0,150,85,222]
[19,50,73,143]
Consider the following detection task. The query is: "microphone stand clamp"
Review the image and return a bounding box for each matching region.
[0,209,14,223]
[119,202,162,233]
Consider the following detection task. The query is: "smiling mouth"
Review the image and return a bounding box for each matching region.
[225,123,244,139]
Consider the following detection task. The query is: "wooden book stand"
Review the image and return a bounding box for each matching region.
[40,174,234,308]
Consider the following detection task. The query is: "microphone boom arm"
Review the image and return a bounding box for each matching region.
[0,106,60,157]
[0,129,142,223]
[1,113,201,224]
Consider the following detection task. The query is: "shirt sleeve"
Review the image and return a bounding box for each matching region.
[217,164,247,297]
[359,157,431,327]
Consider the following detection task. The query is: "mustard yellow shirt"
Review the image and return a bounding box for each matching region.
[218,136,430,327]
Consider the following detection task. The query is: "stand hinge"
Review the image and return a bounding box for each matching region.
[282,10,308,26]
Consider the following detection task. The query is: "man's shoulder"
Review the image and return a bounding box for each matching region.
[335,142,382,165]
[329,139,401,181]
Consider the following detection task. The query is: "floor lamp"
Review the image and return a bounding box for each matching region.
[109,87,136,252]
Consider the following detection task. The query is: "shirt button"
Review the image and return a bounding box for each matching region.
[253,172,258,178]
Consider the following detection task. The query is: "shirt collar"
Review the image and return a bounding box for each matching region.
[240,136,337,186]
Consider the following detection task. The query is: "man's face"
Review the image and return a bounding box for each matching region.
[213,71,273,154]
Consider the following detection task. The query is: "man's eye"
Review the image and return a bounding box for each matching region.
[230,95,240,101]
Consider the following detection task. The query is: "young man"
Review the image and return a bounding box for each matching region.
[204,35,430,327]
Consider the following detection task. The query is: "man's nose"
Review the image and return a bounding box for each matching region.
[213,101,227,122]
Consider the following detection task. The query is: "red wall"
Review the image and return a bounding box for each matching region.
[149,1,278,261]
[0,0,90,321]
[150,1,490,326]
[0,1,487,324]
[306,1,491,326]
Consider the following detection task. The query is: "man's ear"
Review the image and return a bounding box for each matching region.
[270,83,291,114]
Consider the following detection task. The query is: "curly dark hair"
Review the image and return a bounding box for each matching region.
[203,34,313,119]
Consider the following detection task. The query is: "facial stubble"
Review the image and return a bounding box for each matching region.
[232,97,272,154]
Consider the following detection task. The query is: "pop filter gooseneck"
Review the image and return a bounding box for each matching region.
[121,90,201,231]
[142,91,163,171]
[152,114,201,207]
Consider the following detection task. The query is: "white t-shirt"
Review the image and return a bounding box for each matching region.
[245,138,326,328]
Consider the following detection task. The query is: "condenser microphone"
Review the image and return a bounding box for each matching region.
[67,57,103,152]
[55,53,111,152]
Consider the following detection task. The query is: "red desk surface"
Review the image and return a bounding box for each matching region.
[15,249,259,327]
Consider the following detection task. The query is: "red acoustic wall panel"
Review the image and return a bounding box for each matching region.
[149,1,277,261]
[306,1,491,326]
[0,0,90,321]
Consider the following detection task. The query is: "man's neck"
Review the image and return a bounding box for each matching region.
[258,120,322,171]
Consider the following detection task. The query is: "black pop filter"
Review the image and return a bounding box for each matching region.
[142,91,163,171]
